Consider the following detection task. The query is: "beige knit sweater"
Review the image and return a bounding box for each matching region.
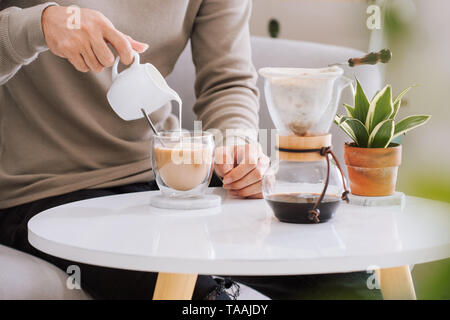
[0,0,259,208]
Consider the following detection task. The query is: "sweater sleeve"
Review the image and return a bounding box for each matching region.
[0,2,58,85]
[190,0,259,146]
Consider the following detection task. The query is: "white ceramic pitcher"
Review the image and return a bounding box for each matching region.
[107,51,181,121]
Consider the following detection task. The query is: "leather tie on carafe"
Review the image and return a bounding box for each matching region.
[308,146,349,223]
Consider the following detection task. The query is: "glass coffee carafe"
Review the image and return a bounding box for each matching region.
[260,67,352,224]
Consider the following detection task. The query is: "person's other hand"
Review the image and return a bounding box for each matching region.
[42,6,148,73]
[214,144,270,199]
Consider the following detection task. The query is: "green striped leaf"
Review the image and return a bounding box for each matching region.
[343,118,369,147]
[368,119,395,148]
[335,115,358,144]
[353,79,370,123]
[366,85,393,133]
[393,115,431,138]
[334,114,342,125]
[336,116,369,147]
[391,99,401,121]
[390,85,414,120]
[369,119,395,148]
[344,104,355,118]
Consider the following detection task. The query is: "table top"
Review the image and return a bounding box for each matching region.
[28,188,450,275]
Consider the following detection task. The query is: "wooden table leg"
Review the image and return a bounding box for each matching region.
[376,265,416,300]
[153,272,198,300]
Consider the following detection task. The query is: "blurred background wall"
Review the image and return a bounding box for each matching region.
[249,0,449,299]
[250,0,371,50]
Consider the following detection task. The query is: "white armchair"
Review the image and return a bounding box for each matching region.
[0,244,90,299]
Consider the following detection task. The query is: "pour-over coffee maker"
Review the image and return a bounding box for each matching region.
[260,66,351,224]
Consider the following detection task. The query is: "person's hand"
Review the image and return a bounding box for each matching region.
[42,6,148,73]
[214,144,270,199]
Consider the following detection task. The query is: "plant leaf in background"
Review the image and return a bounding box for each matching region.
[352,79,370,123]
[268,19,280,38]
[393,115,431,138]
[368,119,395,148]
[366,85,393,133]
[390,85,414,119]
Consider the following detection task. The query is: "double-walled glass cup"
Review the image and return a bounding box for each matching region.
[151,131,215,198]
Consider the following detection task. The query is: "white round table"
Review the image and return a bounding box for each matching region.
[28,188,450,300]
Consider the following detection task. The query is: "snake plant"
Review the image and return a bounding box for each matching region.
[335,80,430,148]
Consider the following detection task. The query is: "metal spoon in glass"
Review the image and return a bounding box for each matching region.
[141,108,160,136]
[141,108,170,148]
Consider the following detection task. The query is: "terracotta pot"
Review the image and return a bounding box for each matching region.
[344,143,402,197]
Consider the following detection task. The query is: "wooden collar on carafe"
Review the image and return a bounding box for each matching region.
[277,134,332,162]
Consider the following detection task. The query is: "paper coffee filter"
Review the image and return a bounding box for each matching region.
[259,66,344,136]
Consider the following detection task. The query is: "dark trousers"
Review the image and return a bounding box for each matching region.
[0,178,381,300]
